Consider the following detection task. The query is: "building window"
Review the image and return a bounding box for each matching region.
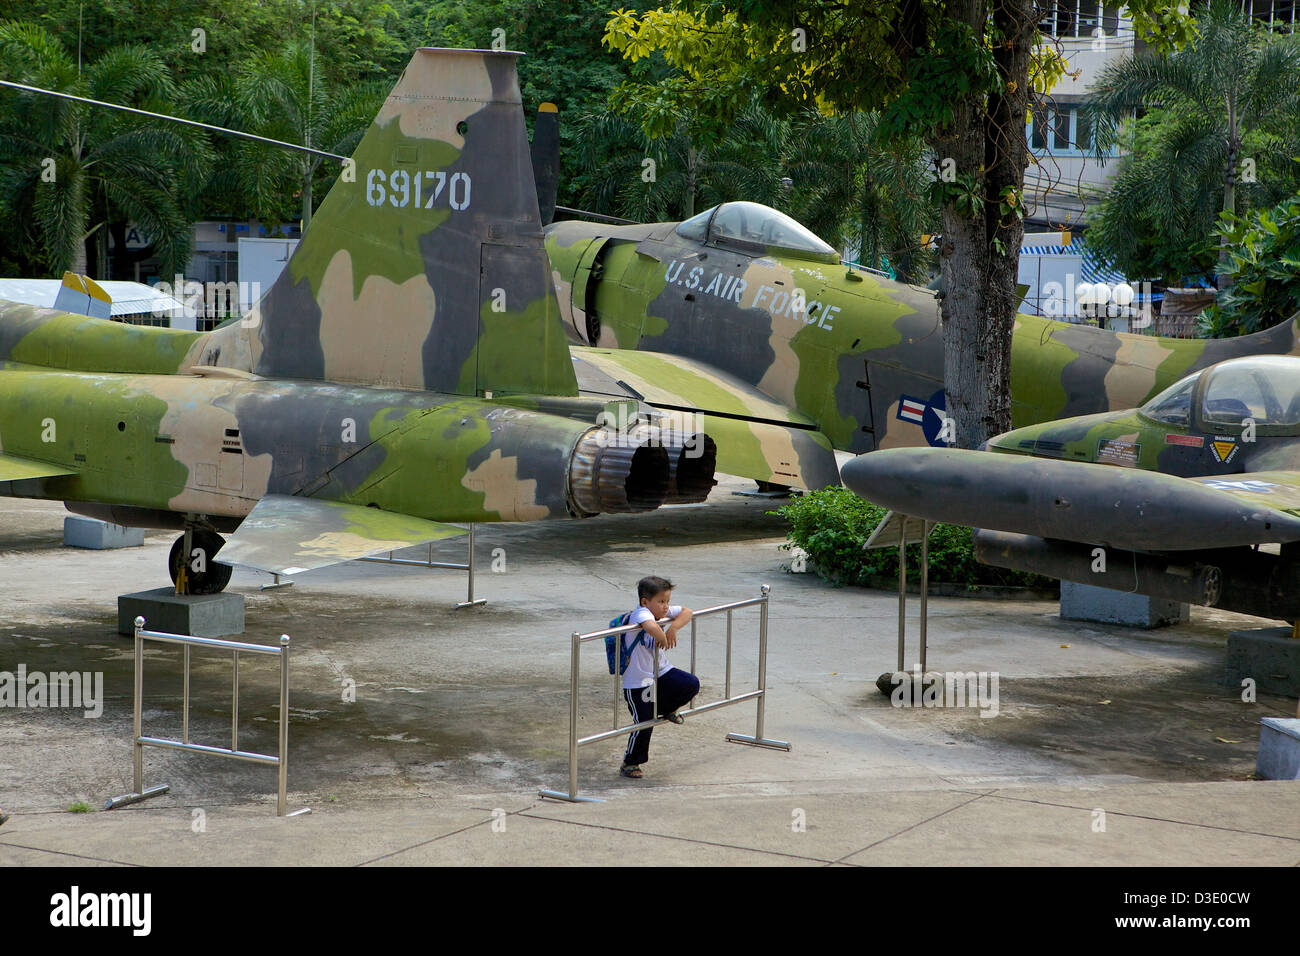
[1027,105,1110,156]
[1247,0,1298,32]
[1039,1,1125,38]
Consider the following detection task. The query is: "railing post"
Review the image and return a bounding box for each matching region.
[231,649,240,753]
[456,523,487,608]
[278,635,290,817]
[133,615,144,795]
[182,643,190,744]
[725,585,789,752]
[568,631,580,801]
[689,617,697,705]
[897,524,907,673]
[755,584,770,741]
[919,521,930,675]
[466,524,475,603]
[651,643,659,719]
[725,609,733,699]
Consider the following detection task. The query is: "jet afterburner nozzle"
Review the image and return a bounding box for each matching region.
[621,423,718,505]
[568,427,670,514]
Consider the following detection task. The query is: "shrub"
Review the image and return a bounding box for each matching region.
[770,486,1057,591]
[1200,193,1300,338]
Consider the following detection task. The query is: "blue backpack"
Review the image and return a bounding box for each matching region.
[606,611,647,676]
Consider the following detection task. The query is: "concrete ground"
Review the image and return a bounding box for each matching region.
[1,478,1298,867]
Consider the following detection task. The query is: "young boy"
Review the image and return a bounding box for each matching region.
[620,575,699,779]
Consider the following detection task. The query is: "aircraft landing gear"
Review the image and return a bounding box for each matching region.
[168,527,233,595]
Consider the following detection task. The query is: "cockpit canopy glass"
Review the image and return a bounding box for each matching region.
[1141,372,1197,426]
[1200,355,1300,429]
[676,202,838,260]
[1139,355,1300,432]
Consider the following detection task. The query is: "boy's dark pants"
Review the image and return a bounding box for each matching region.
[623,667,700,766]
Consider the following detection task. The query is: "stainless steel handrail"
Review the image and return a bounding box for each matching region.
[358,522,486,608]
[105,616,307,817]
[540,584,789,803]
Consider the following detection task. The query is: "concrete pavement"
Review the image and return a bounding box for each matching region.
[1,479,1297,866]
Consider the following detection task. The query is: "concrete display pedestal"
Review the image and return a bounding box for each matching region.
[1060,581,1188,628]
[117,587,245,637]
[1257,718,1300,780]
[64,516,144,549]
[1224,626,1300,697]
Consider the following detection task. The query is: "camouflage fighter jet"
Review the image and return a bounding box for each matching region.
[841,354,1300,622]
[0,48,716,594]
[545,202,1300,492]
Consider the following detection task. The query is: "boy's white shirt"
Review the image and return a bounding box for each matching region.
[622,605,682,690]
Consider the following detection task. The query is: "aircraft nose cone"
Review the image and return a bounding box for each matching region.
[840,448,1300,550]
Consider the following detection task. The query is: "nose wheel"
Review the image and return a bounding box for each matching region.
[168,527,233,594]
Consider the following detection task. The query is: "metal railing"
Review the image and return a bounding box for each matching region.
[539,584,789,803]
[358,522,486,608]
[105,616,308,817]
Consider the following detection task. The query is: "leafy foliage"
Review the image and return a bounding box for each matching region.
[1083,109,1224,284]
[770,487,1057,591]
[181,40,389,227]
[598,0,1194,449]
[1200,193,1300,337]
[1084,0,1300,285]
[0,19,208,277]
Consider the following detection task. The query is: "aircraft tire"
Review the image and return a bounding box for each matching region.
[168,529,234,595]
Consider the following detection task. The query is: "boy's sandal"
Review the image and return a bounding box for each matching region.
[664,713,684,724]
[619,764,643,778]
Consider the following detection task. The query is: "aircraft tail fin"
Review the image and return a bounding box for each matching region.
[531,103,559,226]
[205,48,576,397]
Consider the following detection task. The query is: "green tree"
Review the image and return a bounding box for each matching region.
[0,20,206,277]
[1085,0,1300,288]
[184,39,388,228]
[1083,108,1223,285]
[784,110,936,283]
[416,0,633,211]
[574,96,789,222]
[600,0,1191,450]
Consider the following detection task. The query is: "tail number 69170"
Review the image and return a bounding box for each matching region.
[366,169,471,211]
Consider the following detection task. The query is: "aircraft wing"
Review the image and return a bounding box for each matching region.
[0,452,77,482]
[1187,472,1300,515]
[572,347,840,490]
[216,494,467,576]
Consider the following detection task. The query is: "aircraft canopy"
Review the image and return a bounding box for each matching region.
[676,202,838,260]
[1141,355,1300,432]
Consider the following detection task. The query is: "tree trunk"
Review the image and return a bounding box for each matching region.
[684,145,697,218]
[1217,91,1239,290]
[933,0,1037,451]
[302,173,313,230]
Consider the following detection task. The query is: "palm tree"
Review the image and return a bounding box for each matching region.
[188,40,389,229]
[575,100,938,283]
[1085,0,1300,287]
[0,20,206,277]
[784,110,937,283]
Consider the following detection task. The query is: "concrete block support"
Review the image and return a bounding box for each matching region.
[117,587,245,638]
[64,516,144,549]
[1060,580,1189,629]
[1257,718,1300,780]
[1225,627,1300,698]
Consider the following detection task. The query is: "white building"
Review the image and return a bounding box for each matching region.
[1025,3,1135,230]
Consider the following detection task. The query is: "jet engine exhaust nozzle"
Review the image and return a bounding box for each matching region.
[568,427,670,514]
